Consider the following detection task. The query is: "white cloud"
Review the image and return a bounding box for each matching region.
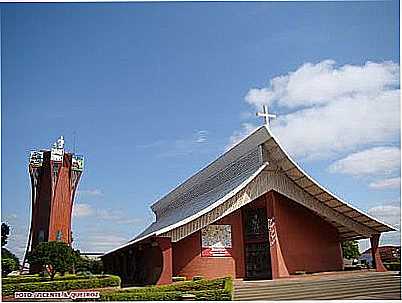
[368,205,401,228]
[77,189,104,197]
[359,204,401,252]
[368,204,401,248]
[245,88,274,107]
[242,60,400,160]
[226,123,258,150]
[246,60,399,109]
[157,130,213,158]
[117,218,144,225]
[329,147,400,176]
[7,230,27,261]
[369,177,401,190]
[97,209,128,221]
[2,213,29,261]
[195,130,208,143]
[73,203,95,217]
[74,232,129,253]
[73,203,143,226]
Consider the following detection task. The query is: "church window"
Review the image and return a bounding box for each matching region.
[38,230,45,242]
[56,230,63,241]
[244,208,268,240]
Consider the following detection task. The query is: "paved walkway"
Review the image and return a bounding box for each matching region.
[233,271,401,300]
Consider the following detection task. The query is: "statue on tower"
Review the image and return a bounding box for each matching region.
[57,136,65,149]
[53,136,65,149]
[51,136,65,162]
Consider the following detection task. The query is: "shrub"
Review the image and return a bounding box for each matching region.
[99,277,232,301]
[2,275,120,296]
[101,291,182,301]
[2,248,20,275]
[383,262,401,271]
[2,223,10,247]
[2,258,19,276]
[114,277,227,294]
[76,257,103,275]
[2,248,20,264]
[2,274,98,285]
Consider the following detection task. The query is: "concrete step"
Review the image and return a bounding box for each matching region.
[234,273,399,289]
[234,283,401,299]
[235,288,401,301]
[235,280,400,293]
[234,272,401,286]
[234,286,401,301]
[233,272,401,300]
[234,277,400,294]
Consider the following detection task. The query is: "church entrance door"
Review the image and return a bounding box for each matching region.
[243,207,272,280]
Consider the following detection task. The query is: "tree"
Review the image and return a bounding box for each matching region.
[2,247,20,265]
[342,240,360,259]
[2,222,10,247]
[1,222,20,275]
[27,241,80,280]
[76,256,103,274]
[2,256,19,275]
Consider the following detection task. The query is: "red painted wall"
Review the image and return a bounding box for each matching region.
[272,192,344,273]
[156,237,173,285]
[172,209,245,280]
[171,191,343,280]
[31,151,52,248]
[49,153,73,243]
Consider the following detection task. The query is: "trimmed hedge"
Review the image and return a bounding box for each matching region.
[112,276,227,294]
[101,291,182,301]
[2,274,95,285]
[99,277,233,301]
[2,275,120,296]
[100,290,232,301]
[384,262,401,271]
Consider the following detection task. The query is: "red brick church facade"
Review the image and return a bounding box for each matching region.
[102,126,393,286]
[172,191,343,280]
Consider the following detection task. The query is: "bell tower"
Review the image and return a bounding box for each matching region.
[21,136,84,273]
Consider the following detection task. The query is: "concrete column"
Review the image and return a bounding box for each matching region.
[122,251,128,281]
[156,237,173,285]
[370,234,387,272]
[266,192,289,279]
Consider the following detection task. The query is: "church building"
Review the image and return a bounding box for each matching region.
[102,113,395,285]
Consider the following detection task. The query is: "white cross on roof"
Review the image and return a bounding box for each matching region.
[256,105,276,127]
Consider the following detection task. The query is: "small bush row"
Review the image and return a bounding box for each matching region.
[99,277,233,301]
[113,276,226,294]
[383,262,401,271]
[100,290,231,301]
[100,290,182,301]
[2,274,98,285]
[2,275,120,296]
[172,276,204,282]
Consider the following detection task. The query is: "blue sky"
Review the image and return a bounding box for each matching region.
[1,2,400,259]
